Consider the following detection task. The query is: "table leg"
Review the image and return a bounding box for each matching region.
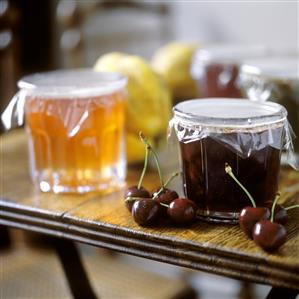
[266,287,298,299]
[0,225,11,249]
[238,281,254,299]
[53,238,98,299]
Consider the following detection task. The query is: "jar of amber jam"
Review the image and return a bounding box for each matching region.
[170,98,292,223]
[191,45,267,98]
[2,69,127,194]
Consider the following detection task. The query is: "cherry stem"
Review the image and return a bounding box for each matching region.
[152,172,179,199]
[225,163,256,208]
[271,192,281,222]
[139,132,165,188]
[137,142,149,190]
[164,172,179,187]
[159,202,169,208]
[284,204,299,211]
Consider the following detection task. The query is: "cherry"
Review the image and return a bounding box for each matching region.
[132,199,160,227]
[252,192,289,251]
[268,204,288,225]
[265,202,299,225]
[253,220,287,252]
[254,203,299,251]
[239,207,270,238]
[253,202,299,251]
[155,188,179,205]
[167,198,197,224]
[124,186,151,211]
[152,172,180,207]
[153,188,179,216]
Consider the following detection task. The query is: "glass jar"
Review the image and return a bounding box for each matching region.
[170,98,293,223]
[191,45,267,98]
[241,57,299,159]
[2,69,127,194]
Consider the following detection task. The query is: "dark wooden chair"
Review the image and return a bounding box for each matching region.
[0,0,20,123]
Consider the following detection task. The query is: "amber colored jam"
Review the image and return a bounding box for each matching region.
[197,62,242,98]
[179,128,283,223]
[25,91,125,193]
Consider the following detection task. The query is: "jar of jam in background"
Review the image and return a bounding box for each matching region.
[191,45,268,98]
[170,98,293,223]
[241,56,299,161]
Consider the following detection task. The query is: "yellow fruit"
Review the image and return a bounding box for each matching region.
[94,52,172,163]
[152,42,200,101]
[93,52,125,70]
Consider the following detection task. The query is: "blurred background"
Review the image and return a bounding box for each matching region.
[1,1,298,299]
[1,0,298,111]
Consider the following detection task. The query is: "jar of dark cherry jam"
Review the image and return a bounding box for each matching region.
[170,98,293,223]
[191,45,267,98]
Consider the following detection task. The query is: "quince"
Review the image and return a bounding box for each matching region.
[94,52,171,163]
[151,42,200,101]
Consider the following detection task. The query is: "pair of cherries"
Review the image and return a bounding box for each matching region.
[225,163,298,252]
[124,133,197,227]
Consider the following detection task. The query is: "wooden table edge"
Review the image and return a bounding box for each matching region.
[1,198,298,271]
[1,207,298,291]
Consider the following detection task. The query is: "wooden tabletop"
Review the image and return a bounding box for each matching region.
[1,130,298,290]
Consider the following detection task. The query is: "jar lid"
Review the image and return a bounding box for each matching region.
[173,98,287,129]
[18,68,127,97]
[192,44,268,64]
[241,57,299,81]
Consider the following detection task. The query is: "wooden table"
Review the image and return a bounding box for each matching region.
[1,130,298,298]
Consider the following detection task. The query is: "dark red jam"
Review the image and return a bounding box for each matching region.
[179,129,282,223]
[197,62,242,98]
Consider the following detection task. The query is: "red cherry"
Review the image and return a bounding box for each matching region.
[153,188,179,205]
[132,199,160,227]
[124,186,150,211]
[239,207,270,238]
[266,204,288,225]
[273,205,288,225]
[167,198,197,224]
[153,188,179,216]
[253,220,287,252]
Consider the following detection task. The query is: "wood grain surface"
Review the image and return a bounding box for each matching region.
[1,129,298,290]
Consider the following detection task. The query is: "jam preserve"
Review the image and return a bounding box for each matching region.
[7,69,127,194]
[193,62,242,98]
[171,99,289,223]
[180,132,281,220]
[191,45,267,98]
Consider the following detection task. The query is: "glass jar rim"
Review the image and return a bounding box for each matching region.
[192,44,268,64]
[18,68,127,97]
[173,98,287,129]
[241,57,299,82]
